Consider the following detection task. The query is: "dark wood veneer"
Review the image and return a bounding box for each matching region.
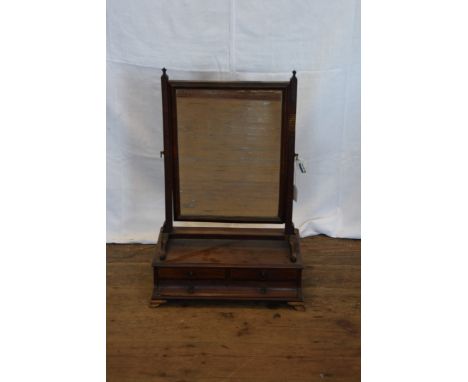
[153,69,302,304]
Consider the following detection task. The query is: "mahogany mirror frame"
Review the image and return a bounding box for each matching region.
[158,69,298,261]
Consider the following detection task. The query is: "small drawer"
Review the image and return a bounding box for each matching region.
[230,268,299,281]
[158,267,226,280]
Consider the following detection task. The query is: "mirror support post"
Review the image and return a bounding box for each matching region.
[284,70,297,235]
[161,68,173,234]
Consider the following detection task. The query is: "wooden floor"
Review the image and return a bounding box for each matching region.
[107,236,360,382]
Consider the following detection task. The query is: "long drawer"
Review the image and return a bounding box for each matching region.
[158,281,299,299]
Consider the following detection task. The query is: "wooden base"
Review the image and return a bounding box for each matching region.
[152,228,303,303]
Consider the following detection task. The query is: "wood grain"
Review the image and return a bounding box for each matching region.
[107,235,361,382]
[156,238,298,267]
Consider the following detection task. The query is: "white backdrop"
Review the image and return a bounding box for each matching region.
[107,0,360,243]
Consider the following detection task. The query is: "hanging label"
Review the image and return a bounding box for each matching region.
[293,155,306,202]
[296,156,306,173]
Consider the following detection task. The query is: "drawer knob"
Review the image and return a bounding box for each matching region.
[260,287,267,294]
[188,271,194,278]
[260,270,267,280]
[187,285,195,294]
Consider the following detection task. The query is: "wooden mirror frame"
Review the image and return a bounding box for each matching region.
[159,69,299,262]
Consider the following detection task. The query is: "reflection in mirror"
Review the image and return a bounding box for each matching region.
[176,89,283,219]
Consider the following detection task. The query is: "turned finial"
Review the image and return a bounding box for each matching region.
[292,70,296,77]
[162,67,167,75]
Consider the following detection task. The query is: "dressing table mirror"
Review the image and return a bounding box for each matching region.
[152,69,303,307]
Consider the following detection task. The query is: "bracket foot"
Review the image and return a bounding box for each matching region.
[287,302,306,311]
[149,299,167,308]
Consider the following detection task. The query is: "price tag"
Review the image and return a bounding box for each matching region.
[293,155,306,202]
[296,156,306,173]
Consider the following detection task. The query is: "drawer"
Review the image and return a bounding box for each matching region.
[158,281,298,299]
[230,268,299,281]
[158,267,226,280]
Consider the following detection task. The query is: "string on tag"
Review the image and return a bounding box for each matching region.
[295,154,306,174]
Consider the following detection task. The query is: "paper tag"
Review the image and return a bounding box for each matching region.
[295,155,306,174]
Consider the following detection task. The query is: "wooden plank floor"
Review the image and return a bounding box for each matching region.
[107,236,360,382]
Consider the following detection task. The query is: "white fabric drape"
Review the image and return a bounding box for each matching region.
[107,0,361,243]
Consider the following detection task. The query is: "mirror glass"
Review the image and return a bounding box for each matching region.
[175,88,283,219]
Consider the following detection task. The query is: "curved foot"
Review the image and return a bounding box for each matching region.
[149,299,167,308]
[287,302,306,312]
